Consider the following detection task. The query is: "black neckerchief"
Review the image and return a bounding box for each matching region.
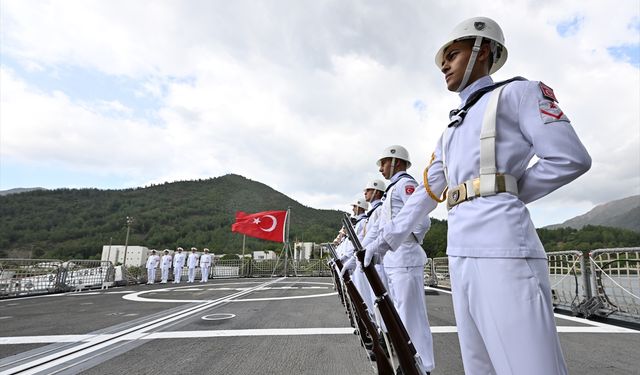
[448,76,527,128]
[365,200,383,218]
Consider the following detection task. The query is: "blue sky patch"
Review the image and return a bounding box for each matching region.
[1,54,174,121]
[0,157,129,190]
[630,16,640,32]
[556,15,584,37]
[607,44,640,67]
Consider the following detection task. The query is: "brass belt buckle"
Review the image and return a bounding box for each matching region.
[447,183,467,210]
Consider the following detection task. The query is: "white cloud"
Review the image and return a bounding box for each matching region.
[1,0,639,227]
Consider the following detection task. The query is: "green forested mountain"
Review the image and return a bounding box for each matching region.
[0,174,346,259]
[537,225,640,252]
[1,174,637,261]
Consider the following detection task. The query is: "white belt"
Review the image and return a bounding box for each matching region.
[447,173,518,210]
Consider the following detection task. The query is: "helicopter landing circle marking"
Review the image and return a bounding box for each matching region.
[122,281,336,303]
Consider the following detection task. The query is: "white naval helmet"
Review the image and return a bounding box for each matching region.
[364,179,386,192]
[435,17,508,91]
[351,198,369,211]
[376,145,412,168]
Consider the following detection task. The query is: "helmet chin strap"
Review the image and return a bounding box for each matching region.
[389,157,396,178]
[455,36,483,92]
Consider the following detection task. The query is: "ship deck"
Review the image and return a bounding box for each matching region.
[1,277,638,374]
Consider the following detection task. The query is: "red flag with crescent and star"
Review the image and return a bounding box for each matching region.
[231,210,288,243]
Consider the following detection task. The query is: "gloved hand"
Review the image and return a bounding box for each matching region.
[340,255,357,277]
[364,246,386,267]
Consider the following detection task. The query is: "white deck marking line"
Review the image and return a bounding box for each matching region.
[145,328,355,338]
[2,324,637,345]
[124,283,335,303]
[232,291,337,302]
[0,335,111,345]
[552,313,640,332]
[2,278,285,375]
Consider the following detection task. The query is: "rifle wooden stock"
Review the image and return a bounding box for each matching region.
[327,257,347,307]
[328,245,394,375]
[342,215,424,375]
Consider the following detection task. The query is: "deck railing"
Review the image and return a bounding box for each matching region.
[2,248,639,323]
[0,259,113,297]
[426,247,640,323]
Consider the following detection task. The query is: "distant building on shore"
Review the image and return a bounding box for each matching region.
[101,245,149,267]
[252,250,277,261]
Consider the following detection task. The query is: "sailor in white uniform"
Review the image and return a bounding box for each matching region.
[340,197,369,269]
[160,249,172,284]
[363,145,434,374]
[145,250,160,284]
[187,247,199,283]
[172,247,186,284]
[200,248,213,282]
[334,225,352,266]
[366,17,591,375]
[341,198,371,311]
[361,179,388,291]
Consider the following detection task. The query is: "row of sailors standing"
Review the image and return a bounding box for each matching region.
[334,15,591,375]
[145,247,214,284]
[334,146,435,373]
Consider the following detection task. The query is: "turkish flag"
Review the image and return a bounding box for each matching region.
[231,210,288,243]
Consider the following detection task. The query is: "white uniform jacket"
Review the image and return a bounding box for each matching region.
[341,213,368,260]
[354,213,367,241]
[160,255,172,268]
[173,253,186,268]
[200,254,212,267]
[376,172,430,268]
[187,253,199,268]
[362,199,383,241]
[377,76,591,259]
[146,255,159,269]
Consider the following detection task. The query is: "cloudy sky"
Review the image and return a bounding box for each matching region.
[1,0,639,227]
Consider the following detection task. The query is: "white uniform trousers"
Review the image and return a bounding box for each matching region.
[161,267,169,283]
[188,267,196,283]
[173,267,183,283]
[352,266,375,320]
[146,268,156,283]
[449,256,568,375]
[201,266,210,282]
[372,263,389,333]
[386,266,435,372]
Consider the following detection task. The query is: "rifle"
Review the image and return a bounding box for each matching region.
[341,214,425,375]
[325,244,347,308]
[327,243,394,375]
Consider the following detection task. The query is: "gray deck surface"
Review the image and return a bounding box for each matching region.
[0,277,638,374]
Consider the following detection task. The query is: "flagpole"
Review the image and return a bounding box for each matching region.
[284,207,290,277]
[242,234,246,258]
[241,234,246,276]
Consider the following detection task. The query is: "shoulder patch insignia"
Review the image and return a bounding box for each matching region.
[539,100,570,124]
[405,185,415,195]
[539,82,558,102]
